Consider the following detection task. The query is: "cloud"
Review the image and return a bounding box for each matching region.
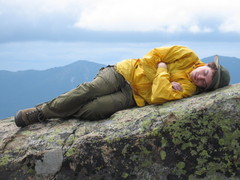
[0,0,82,42]
[219,16,240,32]
[0,0,239,44]
[74,0,240,33]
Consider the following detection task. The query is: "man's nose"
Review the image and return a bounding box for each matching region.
[198,74,205,80]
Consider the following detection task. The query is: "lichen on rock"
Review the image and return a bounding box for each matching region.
[0,84,240,180]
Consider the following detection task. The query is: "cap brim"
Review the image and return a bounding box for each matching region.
[205,55,220,91]
[214,55,219,67]
[213,56,221,89]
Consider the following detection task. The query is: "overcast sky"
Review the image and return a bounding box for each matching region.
[0,0,240,71]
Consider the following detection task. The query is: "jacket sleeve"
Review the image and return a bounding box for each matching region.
[140,48,165,82]
[141,47,170,67]
[150,67,196,104]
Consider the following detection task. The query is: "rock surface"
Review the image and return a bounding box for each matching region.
[0,84,240,180]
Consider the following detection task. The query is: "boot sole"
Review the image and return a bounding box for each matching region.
[15,110,27,127]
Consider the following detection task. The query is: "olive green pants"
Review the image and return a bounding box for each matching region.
[41,66,136,120]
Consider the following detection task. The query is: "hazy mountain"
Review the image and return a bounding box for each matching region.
[0,56,239,119]
[0,60,106,119]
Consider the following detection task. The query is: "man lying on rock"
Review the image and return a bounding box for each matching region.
[14,45,230,127]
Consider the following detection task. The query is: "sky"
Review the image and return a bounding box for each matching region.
[0,0,240,71]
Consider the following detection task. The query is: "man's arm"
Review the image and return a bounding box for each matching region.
[150,62,194,104]
[158,62,183,92]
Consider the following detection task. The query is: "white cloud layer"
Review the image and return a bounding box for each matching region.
[0,0,240,34]
[74,0,240,33]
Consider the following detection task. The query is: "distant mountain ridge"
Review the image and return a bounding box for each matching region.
[0,56,239,119]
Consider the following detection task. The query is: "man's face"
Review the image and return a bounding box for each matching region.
[190,65,215,89]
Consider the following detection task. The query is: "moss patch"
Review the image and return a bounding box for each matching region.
[65,147,76,157]
[0,154,12,166]
[160,104,240,179]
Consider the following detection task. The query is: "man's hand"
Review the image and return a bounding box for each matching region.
[171,82,183,92]
[158,62,167,69]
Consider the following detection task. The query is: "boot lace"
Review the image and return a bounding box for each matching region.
[26,107,46,123]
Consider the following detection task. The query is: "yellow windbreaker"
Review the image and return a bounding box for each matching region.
[116,45,205,107]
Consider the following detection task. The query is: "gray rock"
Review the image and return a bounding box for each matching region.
[35,149,63,176]
[0,84,240,180]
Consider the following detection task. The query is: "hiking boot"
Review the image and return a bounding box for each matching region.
[15,107,46,127]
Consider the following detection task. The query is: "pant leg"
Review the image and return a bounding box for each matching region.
[73,83,135,120]
[41,66,128,118]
